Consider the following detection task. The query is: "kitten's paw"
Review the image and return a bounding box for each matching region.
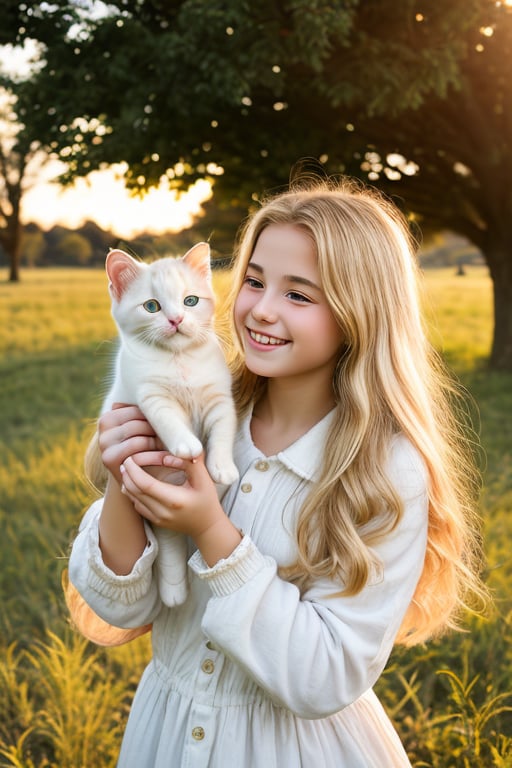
[169,435,203,460]
[206,457,239,486]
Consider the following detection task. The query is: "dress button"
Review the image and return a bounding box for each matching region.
[192,726,205,741]
[241,483,252,493]
[201,659,215,674]
[255,460,270,472]
[205,640,215,651]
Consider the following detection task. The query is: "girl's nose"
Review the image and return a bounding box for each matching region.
[251,293,277,323]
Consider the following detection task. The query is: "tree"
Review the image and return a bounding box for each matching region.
[14,1,475,191]
[0,89,32,282]
[0,4,82,281]
[54,231,93,265]
[336,2,512,370]
[20,224,45,267]
[3,0,512,367]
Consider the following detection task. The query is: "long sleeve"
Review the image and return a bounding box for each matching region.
[68,499,163,628]
[189,436,428,719]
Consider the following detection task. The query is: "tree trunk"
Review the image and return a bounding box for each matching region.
[487,245,512,371]
[8,250,20,282]
[3,215,21,283]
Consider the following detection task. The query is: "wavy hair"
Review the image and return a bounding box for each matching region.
[221,178,488,646]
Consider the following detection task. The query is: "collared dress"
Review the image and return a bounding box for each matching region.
[69,410,428,768]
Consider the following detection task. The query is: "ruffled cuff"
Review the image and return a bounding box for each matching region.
[188,535,271,597]
[85,511,158,606]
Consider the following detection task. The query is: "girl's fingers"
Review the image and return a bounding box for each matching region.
[100,415,155,440]
[98,414,157,455]
[100,437,160,475]
[121,460,180,522]
[130,450,170,467]
[122,457,173,503]
[163,452,207,485]
[112,402,138,411]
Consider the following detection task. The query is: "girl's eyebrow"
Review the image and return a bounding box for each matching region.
[247,261,321,292]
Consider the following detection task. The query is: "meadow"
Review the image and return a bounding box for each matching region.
[0,265,511,767]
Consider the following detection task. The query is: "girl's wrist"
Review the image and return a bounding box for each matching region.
[99,475,148,574]
[193,517,243,568]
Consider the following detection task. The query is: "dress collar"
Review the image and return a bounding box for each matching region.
[239,407,336,482]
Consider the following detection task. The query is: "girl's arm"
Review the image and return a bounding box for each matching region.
[68,496,161,629]
[96,403,157,574]
[68,404,166,628]
[98,475,148,574]
[69,402,241,627]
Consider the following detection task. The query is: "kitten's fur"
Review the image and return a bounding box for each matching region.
[92,243,238,606]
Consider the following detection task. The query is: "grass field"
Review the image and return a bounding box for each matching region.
[0,265,511,767]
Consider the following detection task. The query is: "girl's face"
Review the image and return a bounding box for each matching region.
[234,224,344,387]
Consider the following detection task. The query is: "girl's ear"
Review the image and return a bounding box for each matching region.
[106,249,143,300]
[182,242,211,281]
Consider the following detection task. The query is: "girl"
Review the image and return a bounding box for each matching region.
[68,179,487,767]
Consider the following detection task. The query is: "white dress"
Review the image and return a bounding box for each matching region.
[69,410,429,768]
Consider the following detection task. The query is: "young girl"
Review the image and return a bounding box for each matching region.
[68,179,487,767]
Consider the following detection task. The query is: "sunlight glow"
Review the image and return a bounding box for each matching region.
[0,39,44,79]
[21,162,212,238]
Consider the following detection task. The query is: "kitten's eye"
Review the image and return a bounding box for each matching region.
[143,299,161,313]
[184,295,199,307]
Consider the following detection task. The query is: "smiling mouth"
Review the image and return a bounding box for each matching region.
[248,329,288,346]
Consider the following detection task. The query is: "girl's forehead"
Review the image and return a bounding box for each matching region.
[250,224,316,264]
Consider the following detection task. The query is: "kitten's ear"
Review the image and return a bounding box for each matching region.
[106,249,143,300]
[182,242,211,280]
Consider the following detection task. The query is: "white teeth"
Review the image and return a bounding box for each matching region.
[249,330,286,346]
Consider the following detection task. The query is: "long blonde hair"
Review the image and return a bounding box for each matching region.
[222,178,488,646]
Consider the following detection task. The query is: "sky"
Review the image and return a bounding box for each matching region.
[20,162,213,238]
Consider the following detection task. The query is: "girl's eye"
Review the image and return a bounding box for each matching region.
[287,291,312,303]
[143,299,161,313]
[184,295,199,307]
[244,276,263,289]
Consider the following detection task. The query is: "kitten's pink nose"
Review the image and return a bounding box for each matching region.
[168,315,183,328]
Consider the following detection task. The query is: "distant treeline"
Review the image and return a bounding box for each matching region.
[0,220,234,270]
[0,217,484,271]
[418,232,485,270]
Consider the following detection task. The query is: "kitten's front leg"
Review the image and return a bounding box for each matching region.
[202,396,239,486]
[140,395,203,459]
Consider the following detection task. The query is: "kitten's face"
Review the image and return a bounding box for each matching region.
[106,244,215,350]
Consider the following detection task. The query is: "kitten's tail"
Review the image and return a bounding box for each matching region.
[154,527,189,607]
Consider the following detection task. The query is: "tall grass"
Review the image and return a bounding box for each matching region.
[0,264,510,766]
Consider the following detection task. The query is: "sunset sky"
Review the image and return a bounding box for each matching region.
[0,41,212,239]
[12,3,512,239]
[20,162,212,238]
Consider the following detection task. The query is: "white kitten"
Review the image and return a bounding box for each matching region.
[103,243,238,606]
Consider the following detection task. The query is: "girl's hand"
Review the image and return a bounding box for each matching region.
[98,403,163,484]
[120,452,242,566]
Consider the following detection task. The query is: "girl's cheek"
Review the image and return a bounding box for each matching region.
[233,292,249,329]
